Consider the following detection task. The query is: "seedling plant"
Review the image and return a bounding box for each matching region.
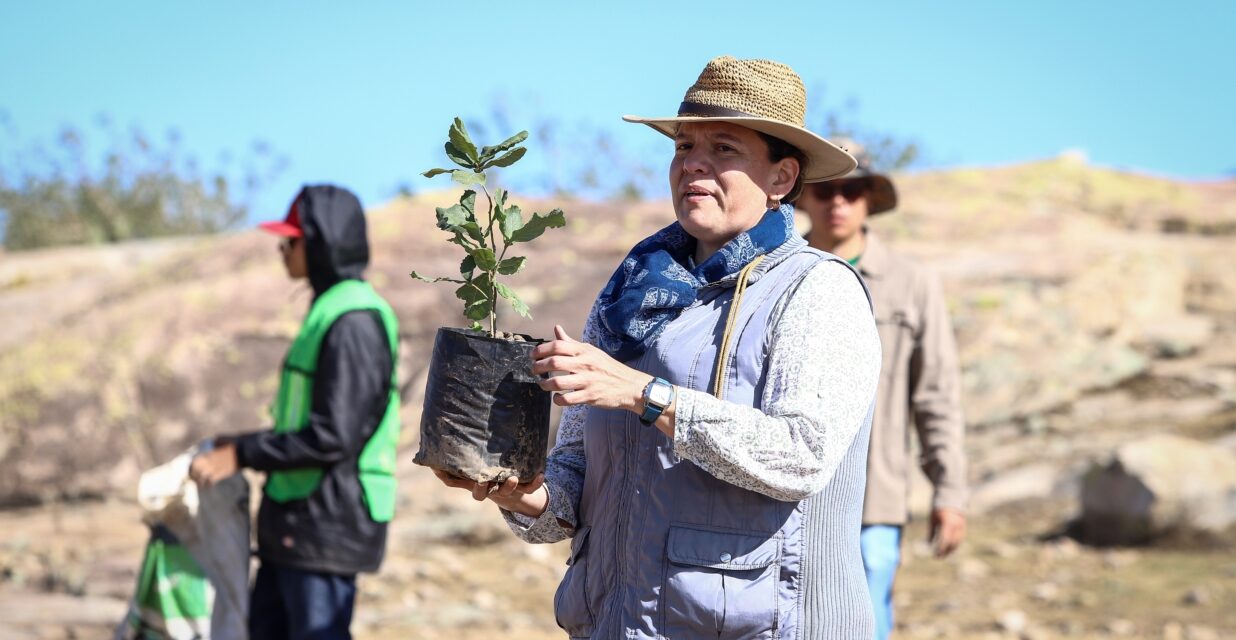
[411,118,566,337]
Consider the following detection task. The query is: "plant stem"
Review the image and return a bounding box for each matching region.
[480,183,499,338]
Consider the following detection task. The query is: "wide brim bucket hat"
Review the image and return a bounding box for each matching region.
[623,56,856,183]
[828,137,898,215]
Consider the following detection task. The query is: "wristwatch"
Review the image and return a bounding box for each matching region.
[640,377,675,425]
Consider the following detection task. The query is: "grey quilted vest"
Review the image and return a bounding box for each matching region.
[555,238,876,639]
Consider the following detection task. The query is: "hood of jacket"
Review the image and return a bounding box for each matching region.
[296,184,370,296]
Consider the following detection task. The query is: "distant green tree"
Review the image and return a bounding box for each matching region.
[810,91,921,172]
[0,114,285,251]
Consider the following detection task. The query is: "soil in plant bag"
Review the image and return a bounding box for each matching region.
[414,327,553,483]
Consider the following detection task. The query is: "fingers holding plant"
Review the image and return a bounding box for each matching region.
[431,469,548,517]
[533,325,648,411]
[492,472,546,498]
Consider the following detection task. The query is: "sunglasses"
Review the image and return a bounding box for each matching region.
[811,180,868,202]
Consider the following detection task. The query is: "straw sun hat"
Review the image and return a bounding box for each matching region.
[624,56,856,182]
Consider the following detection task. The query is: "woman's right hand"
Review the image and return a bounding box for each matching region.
[432,469,549,519]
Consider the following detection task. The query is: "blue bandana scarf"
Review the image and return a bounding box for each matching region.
[594,204,796,361]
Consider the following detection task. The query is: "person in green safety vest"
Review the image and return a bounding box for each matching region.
[190,184,400,640]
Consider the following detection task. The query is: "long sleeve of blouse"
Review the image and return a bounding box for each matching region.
[673,260,881,501]
[500,307,597,544]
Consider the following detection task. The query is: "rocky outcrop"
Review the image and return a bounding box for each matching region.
[1080,434,1236,545]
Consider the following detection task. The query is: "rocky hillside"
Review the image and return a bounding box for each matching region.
[1,156,1234,638]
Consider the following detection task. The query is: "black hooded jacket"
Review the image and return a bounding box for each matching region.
[233,185,394,575]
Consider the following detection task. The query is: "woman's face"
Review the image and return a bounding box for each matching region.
[670,122,798,257]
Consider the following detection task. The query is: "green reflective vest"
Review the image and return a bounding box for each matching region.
[265,279,401,522]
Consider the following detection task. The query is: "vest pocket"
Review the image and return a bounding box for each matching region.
[661,524,781,639]
[554,525,594,637]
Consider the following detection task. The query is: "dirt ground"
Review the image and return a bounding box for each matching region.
[2,486,1232,639]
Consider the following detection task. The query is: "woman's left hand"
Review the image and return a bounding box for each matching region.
[532,325,649,411]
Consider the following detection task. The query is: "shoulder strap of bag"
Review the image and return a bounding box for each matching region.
[712,254,765,400]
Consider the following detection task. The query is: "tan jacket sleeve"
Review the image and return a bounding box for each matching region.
[909,270,968,513]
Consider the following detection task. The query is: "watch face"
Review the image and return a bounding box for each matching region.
[649,383,673,406]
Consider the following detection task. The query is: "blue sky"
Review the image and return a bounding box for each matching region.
[2,1,1233,221]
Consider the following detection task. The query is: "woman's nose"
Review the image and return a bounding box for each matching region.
[681,147,708,174]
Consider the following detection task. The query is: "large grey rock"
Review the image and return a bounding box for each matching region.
[958,268,1157,426]
[1080,434,1236,544]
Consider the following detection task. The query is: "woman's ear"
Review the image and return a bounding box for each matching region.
[769,157,800,202]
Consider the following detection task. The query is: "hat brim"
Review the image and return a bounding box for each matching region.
[622,114,857,182]
[846,169,898,215]
[258,221,303,238]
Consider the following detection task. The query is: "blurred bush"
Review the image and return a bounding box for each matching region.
[809,91,921,172]
[0,113,286,251]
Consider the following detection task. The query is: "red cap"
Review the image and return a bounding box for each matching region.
[259,199,303,238]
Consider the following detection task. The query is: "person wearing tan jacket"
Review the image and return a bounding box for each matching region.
[799,141,968,640]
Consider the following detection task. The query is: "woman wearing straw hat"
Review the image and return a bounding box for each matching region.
[434,56,881,638]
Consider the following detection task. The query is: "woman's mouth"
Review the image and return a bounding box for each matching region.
[681,186,712,202]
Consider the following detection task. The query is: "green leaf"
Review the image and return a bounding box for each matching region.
[479,130,529,158]
[448,118,479,164]
[499,204,524,242]
[448,231,477,249]
[444,141,473,169]
[490,188,507,231]
[456,273,494,321]
[469,247,498,271]
[454,276,488,306]
[435,191,478,234]
[435,203,469,231]
[410,271,463,284]
[497,256,526,275]
[495,282,531,318]
[487,146,526,169]
[422,168,452,179]
[459,255,476,277]
[464,298,492,321]
[451,170,486,186]
[469,320,484,332]
[460,221,486,244]
[509,208,565,243]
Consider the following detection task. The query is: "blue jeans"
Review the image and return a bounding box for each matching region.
[249,562,357,640]
[861,525,902,640]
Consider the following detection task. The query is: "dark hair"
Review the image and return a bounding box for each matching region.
[756,132,807,203]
